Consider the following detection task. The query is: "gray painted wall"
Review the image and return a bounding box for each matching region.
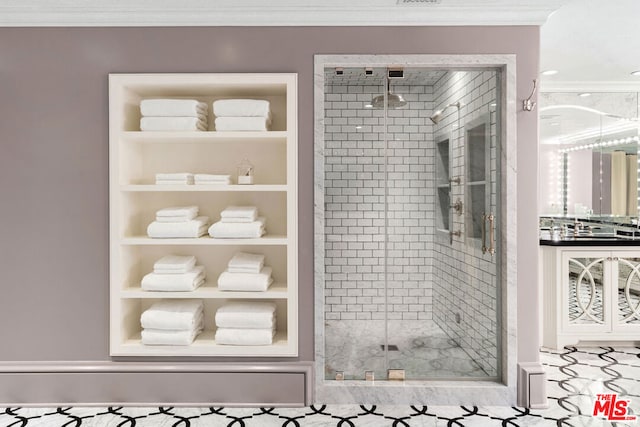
[0,26,539,403]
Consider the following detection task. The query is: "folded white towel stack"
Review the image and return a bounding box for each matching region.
[218,251,273,292]
[214,301,276,346]
[141,99,208,117]
[194,174,232,186]
[147,216,208,238]
[140,99,209,132]
[228,252,264,273]
[214,117,270,132]
[212,99,271,131]
[213,99,271,118]
[220,206,258,223]
[155,205,199,223]
[148,206,208,238]
[155,173,194,185]
[209,217,266,239]
[154,255,197,274]
[141,300,204,346]
[218,267,273,292]
[214,328,275,346]
[141,116,207,132]
[142,265,206,292]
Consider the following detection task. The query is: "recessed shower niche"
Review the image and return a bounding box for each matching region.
[315,55,517,405]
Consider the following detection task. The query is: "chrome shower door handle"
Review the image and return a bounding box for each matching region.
[481,213,487,254]
[488,213,496,256]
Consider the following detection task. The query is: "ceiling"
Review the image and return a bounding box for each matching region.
[0,0,564,26]
[540,0,640,88]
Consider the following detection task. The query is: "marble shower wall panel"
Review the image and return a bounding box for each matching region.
[432,70,500,377]
[323,82,435,321]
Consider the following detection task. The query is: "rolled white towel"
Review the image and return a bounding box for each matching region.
[220,206,258,221]
[214,327,275,346]
[141,117,207,132]
[141,300,204,331]
[214,117,270,132]
[142,266,206,292]
[154,255,197,274]
[227,252,264,273]
[147,216,209,238]
[215,301,276,329]
[141,99,208,117]
[217,267,273,292]
[157,206,199,218]
[208,217,265,239]
[142,325,203,346]
[213,99,270,118]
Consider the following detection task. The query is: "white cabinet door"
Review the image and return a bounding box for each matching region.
[611,253,640,333]
[561,251,611,334]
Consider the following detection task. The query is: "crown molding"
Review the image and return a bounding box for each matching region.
[0,0,566,27]
[541,80,640,92]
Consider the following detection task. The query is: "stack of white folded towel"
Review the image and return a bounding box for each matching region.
[217,252,273,292]
[213,99,271,131]
[147,206,209,238]
[214,302,276,346]
[142,255,206,292]
[155,173,194,185]
[140,99,208,132]
[194,174,231,185]
[208,206,266,239]
[141,300,204,346]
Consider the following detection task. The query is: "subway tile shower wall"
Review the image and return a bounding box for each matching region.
[432,70,499,377]
[324,83,435,321]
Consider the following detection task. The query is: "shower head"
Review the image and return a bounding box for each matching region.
[372,92,407,109]
[430,102,462,124]
[372,79,407,109]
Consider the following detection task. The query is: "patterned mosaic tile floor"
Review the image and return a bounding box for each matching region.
[1,346,639,426]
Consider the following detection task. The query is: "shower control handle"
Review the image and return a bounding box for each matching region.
[450,198,463,216]
[488,213,496,256]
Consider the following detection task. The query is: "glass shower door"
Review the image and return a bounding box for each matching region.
[323,67,388,380]
[389,69,502,380]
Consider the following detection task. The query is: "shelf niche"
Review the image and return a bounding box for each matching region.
[109,73,298,357]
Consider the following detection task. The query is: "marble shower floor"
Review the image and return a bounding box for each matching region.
[2,346,639,426]
[324,320,490,380]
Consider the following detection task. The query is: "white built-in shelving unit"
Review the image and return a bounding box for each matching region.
[109,73,297,357]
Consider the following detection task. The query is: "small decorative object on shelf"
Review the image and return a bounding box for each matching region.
[237,159,254,185]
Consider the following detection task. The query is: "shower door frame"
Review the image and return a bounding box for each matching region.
[314,54,517,404]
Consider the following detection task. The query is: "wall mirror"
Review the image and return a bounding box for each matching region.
[539,91,640,225]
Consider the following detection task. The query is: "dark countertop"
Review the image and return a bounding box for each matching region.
[540,237,640,246]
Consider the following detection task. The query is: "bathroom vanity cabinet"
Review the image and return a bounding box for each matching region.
[108,73,298,357]
[540,244,640,349]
